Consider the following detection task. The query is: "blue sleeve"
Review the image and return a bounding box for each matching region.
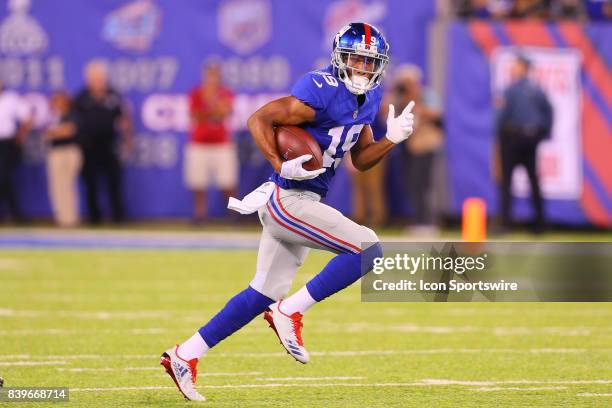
[368,86,384,124]
[290,72,331,113]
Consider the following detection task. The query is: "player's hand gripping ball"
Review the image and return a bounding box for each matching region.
[275,126,325,181]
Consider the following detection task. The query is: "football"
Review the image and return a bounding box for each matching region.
[274,126,323,171]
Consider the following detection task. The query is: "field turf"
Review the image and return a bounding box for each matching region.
[1,247,611,407]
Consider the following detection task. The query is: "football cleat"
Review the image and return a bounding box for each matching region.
[264,301,310,364]
[160,345,205,401]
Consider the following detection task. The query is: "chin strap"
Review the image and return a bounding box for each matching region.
[342,76,369,95]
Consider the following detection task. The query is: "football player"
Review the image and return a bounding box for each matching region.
[161,22,414,401]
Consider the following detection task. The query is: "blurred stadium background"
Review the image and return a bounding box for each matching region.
[0,0,611,406]
[0,0,609,233]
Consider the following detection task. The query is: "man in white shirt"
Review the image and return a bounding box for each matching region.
[0,82,31,222]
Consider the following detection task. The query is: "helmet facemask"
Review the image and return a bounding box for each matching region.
[332,45,389,95]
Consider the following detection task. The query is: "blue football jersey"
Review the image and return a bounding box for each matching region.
[271,65,383,197]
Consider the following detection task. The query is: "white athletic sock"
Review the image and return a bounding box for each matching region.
[177,332,209,360]
[281,286,317,315]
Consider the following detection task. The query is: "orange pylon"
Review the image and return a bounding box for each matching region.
[462,198,487,242]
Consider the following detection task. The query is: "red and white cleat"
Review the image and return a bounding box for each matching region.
[264,301,310,364]
[160,345,205,401]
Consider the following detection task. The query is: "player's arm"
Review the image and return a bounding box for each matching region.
[350,125,394,171]
[247,96,316,172]
[351,101,415,172]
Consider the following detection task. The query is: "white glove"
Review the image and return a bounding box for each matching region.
[280,154,326,181]
[385,101,415,144]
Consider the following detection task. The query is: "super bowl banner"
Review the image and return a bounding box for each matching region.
[446,20,612,227]
[0,0,434,219]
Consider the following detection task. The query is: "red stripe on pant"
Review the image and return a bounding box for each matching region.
[274,186,362,253]
[266,203,341,253]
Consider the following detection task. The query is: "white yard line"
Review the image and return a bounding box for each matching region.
[255,376,365,382]
[67,383,418,392]
[308,348,590,356]
[578,393,612,397]
[0,309,169,319]
[0,361,67,366]
[69,380,612,392]
[0,227,262,240]
[72,386,174,392]
[6,307,607,322]
[0,321,602,338]
[339,323,597,336]
[56,367,263,376]
[493,327,592,336]
[0,328,166,335]
[1,308,608,338]
[194,372,264,377]
[473,386,567,392]
[2,354,157,360]
[56,367,159,372]
[418,379,612,386]
[1,348,602,361]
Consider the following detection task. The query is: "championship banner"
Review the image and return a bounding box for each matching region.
[0,0,434,219]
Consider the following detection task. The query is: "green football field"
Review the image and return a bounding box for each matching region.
[1,247,611,407]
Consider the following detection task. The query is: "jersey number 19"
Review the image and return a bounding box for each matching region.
[323,124,363,169]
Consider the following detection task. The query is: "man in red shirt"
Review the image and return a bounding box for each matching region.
[184,63,236,222]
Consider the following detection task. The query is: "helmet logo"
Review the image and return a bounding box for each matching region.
[357,36,377,54]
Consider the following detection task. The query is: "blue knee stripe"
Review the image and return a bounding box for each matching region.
[361,242,383,276]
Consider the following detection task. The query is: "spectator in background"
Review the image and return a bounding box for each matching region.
[510,0,550,18]
[388,65,444,235]
[184,63,236,223]
[73,61,132,225]
[347,110,388,228]
[0,80,31,223]
[44,91,82,227]
[456,0,513,18]
[453,0,594,19]
[584,0,612,20]
[550,0,586,18]
[496,54,553,233]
